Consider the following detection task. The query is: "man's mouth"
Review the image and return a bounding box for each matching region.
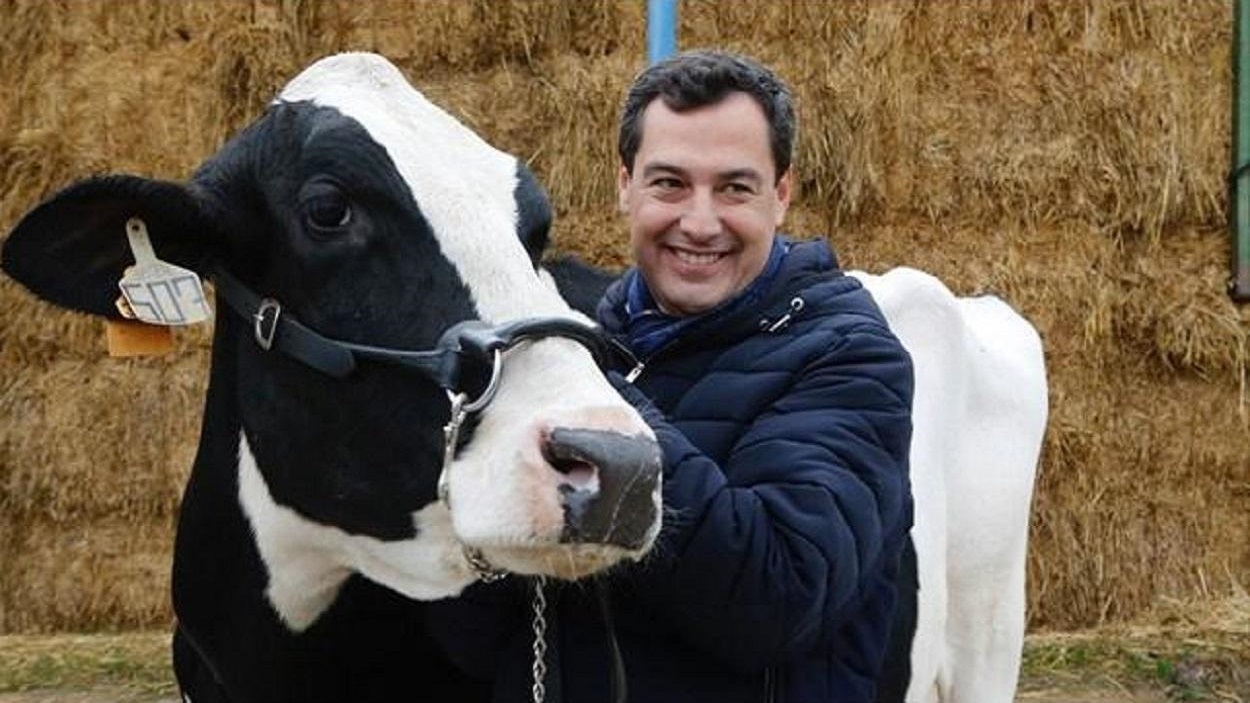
[669,247,728,266]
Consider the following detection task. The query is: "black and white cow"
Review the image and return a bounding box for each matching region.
[4,52,1048,703]
[2,53,663,702]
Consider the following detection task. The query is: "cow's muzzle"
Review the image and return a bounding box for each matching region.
[544,427,662,550]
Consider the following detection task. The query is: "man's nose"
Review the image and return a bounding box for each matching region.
[679,189,721,240]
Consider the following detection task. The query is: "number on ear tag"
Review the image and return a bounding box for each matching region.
[117,218,212,326]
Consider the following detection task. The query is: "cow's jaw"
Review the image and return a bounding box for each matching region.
[237,433,474,631]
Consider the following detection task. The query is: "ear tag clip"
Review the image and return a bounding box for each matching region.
[117,217,211,326]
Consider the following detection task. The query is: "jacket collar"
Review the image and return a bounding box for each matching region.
[598,236,840,349]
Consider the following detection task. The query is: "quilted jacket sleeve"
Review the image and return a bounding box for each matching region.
[611,321,914,670]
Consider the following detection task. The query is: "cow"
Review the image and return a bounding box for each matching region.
[542,262,1048,703]
[2,52,664,702]
[4,52,1047,703]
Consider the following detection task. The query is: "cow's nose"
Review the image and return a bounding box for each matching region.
[543,427,661,550]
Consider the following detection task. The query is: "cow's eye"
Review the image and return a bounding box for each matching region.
[301,184,352,233]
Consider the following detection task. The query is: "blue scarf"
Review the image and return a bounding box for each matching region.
[623,237,790,359]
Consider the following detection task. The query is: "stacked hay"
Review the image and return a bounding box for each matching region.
[0,0,1244,633]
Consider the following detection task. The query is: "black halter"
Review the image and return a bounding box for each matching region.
[211,268,634,395]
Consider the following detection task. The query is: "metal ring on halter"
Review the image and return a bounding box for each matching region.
[457,348,504,414]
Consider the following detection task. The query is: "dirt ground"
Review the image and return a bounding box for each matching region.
[0,688,1174,702]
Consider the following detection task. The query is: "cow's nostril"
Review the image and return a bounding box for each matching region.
[542,427,661,550]
[542,439,601,492]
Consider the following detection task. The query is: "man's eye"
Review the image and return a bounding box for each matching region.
[651,178,682,190]
[725,182,754,195]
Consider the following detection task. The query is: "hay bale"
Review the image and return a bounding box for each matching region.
[0,354,204,524]
[674,0,1229,236]
[0,0,1246,633]
[0,516,174,633]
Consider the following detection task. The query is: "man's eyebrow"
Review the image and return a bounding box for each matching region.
[640,162,687,178]
[720,168,764,184]
[639,164,765,184]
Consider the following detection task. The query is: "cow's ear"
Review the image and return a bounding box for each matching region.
[1,174,216,318]
[514,162,552,267]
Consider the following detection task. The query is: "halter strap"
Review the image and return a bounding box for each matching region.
[211,267,635,390]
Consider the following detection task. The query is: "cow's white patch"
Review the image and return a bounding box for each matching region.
[236,432,473,631]
[850,268,1047,703]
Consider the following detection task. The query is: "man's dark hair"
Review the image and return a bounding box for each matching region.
[618,49,796,182]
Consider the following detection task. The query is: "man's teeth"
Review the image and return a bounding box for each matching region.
[673,249,723,265]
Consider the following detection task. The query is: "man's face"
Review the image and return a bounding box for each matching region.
[618,91,791,317]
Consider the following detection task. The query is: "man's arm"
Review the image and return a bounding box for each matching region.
[611,322,914,670]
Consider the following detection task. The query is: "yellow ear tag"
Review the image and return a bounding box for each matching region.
[106,319,174,357]
[117,217,211,326]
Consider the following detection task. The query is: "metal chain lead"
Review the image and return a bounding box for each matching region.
[464,546,507,583]
[531,576,549,703]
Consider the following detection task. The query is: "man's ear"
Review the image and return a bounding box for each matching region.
[617,165,632,214]
[1,174,217,319]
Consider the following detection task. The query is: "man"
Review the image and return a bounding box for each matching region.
[433,50,914,703]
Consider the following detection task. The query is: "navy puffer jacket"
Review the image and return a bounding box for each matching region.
[430,239,914,703]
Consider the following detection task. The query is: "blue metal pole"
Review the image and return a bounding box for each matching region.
[647,0,678,65]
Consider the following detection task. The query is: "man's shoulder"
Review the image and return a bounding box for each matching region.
[785,264,893,336]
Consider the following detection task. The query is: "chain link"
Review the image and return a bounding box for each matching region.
[531,576,549,703]
[463,546,507,583]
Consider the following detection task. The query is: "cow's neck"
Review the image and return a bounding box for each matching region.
[176,313,472,638]
[235,432,353,631]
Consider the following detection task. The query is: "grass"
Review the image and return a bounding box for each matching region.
[0,632,174,698]
[1021,636,1247,701]
[0,621,1244,701]
[1020,595,1250,702]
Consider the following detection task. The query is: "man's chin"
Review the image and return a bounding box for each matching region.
[653,287,727,317]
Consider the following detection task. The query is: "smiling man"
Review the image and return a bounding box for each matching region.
[430,51,917,703]
[589,51,917,703]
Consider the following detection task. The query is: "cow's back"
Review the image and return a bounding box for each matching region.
[850,268,1046,703]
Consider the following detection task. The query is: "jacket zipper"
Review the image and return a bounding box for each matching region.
[624,360,646,383]
[763,666,776,703]
[618,337,683,384]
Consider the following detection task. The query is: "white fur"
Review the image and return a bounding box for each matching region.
[850,268,1048,703]
[237,433,474,631]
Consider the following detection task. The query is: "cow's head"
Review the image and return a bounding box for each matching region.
[1,53,660,628]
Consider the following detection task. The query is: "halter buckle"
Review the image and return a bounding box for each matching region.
[254,299,282,351]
